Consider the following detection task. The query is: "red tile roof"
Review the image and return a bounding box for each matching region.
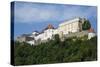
[88,28,94,33]
[45,24,54,30]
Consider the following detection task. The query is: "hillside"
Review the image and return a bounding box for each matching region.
[14,35,97,65]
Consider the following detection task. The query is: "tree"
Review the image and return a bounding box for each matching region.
[53,34,60,44]
[14,35,97,65]
[82,20,91,30]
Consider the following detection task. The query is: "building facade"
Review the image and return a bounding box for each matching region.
[58,18,85,37]
[16,17,96,45]
[88,28,96,39]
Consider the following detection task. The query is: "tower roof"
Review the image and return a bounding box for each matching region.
[45,24,54,30]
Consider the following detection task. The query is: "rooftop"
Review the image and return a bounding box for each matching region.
[88,28,95,33]
[44,24,55,30]
[59,17,84,26]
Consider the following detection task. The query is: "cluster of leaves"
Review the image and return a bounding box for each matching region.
[14,34,97,65]
[82,20,91,30]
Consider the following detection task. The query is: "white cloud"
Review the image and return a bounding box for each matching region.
[62,6,96,20]
[14,2,97,23]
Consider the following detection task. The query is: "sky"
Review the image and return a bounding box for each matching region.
[12,1,97,38]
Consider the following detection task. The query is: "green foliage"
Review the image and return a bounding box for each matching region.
[14,36,97,65]
[82,20,91,30]
[53,34,60,44]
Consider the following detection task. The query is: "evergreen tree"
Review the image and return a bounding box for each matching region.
[82,20,91,30]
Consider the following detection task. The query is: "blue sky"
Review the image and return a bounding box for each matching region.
[13,1,97,38]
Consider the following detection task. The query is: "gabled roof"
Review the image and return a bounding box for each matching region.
[32,30,39,33]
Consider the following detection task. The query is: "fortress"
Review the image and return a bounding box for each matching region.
[16,17,96,45]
